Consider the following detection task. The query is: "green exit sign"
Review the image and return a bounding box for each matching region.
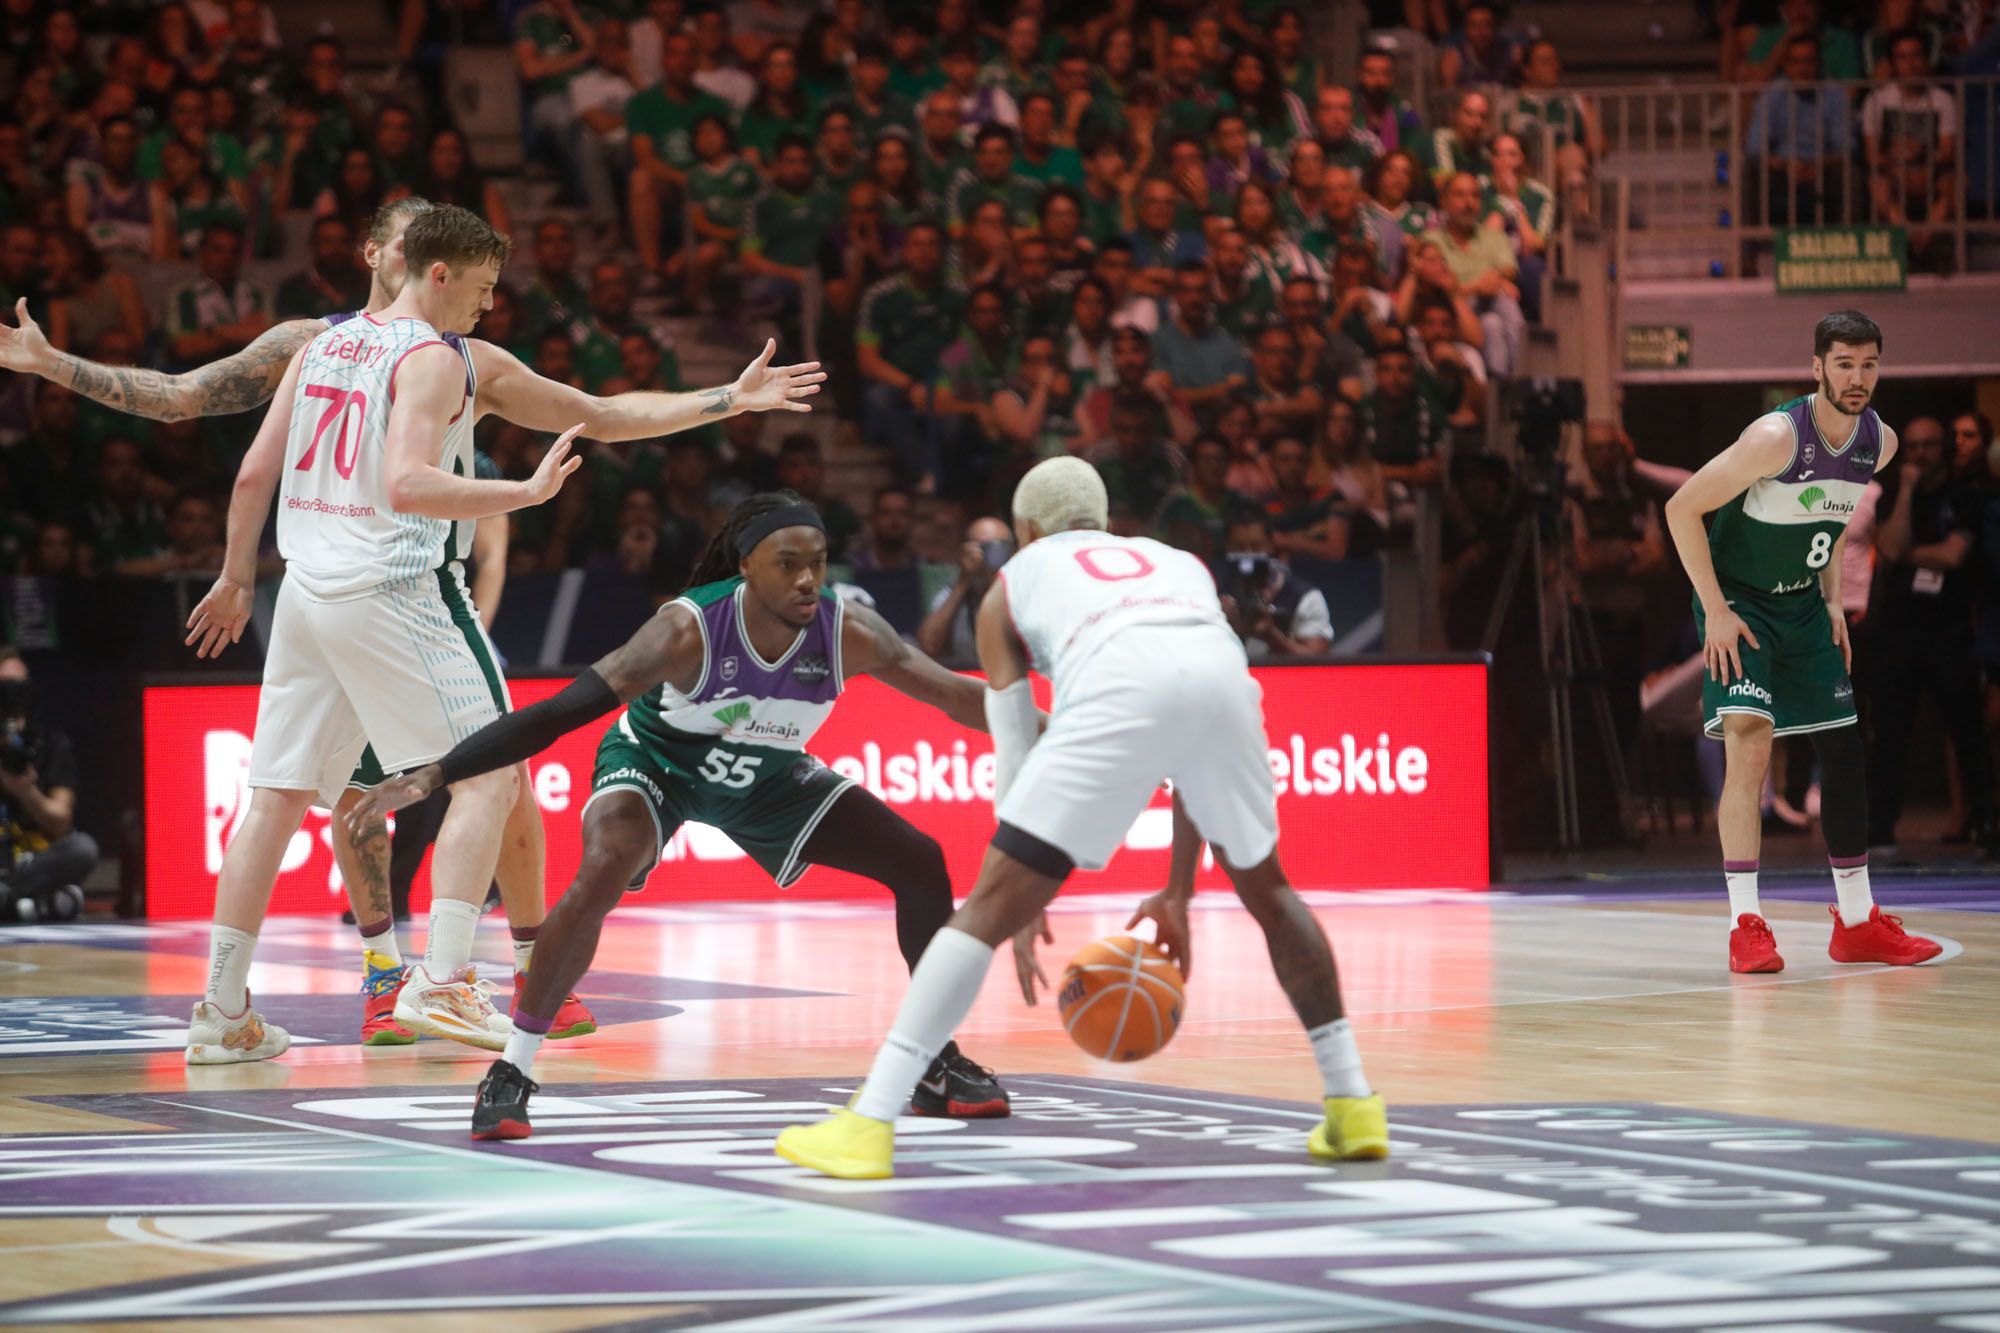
[1774,227,1907,292]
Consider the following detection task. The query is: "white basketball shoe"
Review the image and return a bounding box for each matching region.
[186,995,292,1064]
[392,964,512,1050]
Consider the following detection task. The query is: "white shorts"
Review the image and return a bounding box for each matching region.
[247,568,511,801]
[995,625,1279,872]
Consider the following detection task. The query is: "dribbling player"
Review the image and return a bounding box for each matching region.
[184,206,583,1062]
[775,457,1386,1179]
[1662,309,1942,972]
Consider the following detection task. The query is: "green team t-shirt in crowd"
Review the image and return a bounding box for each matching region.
[515,2,600,97]
[857,272,965,381]
[1015,145,1085,187]
[743,184,839,269]
[737,102,815,163]
[626,85,732,171]
[688,157,760,232]
[946,169,1044,231]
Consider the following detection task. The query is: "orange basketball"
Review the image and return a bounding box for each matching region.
[1056,934,1185,1061]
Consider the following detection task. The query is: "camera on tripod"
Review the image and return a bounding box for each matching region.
[1499,376,1587,495]
[1501,376,1585,451]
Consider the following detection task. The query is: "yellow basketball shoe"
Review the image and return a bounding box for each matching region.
[1308,1093,1390,1160]
[774,1108,895,1179]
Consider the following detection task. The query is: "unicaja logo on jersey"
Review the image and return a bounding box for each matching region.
[1798,485,1826,512]
[713,701,751,728]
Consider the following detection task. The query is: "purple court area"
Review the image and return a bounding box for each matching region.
[1,1077,1992,1330]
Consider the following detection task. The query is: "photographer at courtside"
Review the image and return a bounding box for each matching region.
[1219,508,1335,659]
[0,648,94,922]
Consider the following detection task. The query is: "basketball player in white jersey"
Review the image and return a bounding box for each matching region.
[183,205,588,1062]
[0,197,824,1050]
[776,457,1388,1178]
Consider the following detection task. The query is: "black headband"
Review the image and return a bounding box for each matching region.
[735,503,826,557]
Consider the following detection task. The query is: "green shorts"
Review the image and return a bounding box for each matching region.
[1696,590,1857,738]
[586,723,855,889]
[345,563,509,793]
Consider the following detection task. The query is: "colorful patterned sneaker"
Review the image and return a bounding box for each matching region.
[471,1059,539,1141]
[774,1108,895,1179]
[514,970,597,1040]
[1308,1093,1390,1160]
[361,951,416,1046]
[1828,905,1944,966]
[1729,913,1785,974]
[186,995,291,1065]
[392,964,511,1050]
[909,1041,1010,1118]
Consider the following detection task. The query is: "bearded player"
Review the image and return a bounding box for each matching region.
[1662,309,1942,972]
[775,457,1385,1179]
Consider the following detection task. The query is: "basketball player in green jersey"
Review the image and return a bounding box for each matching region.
[1663,309,1942,972]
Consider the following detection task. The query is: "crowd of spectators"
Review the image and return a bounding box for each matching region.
[1714,0,2000,269]
[0,0,1603,655]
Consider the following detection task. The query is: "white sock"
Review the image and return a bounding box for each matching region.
[502,1028,544,1078]
[1307,1018,1371,1098]
[359,921,402,969]
[510,933,535,974]
[1832,859,1873,927]
[423,898,481,978]
[1724,861,1760,921]
[206,925,256,1014]
[852,928,995,1122]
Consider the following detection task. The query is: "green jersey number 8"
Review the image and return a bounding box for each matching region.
[1806,531,1834,570]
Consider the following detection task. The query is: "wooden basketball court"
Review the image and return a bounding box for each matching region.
[1,881,1995,1330]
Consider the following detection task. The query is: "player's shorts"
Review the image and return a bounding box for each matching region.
[248,567,511,802]
[995,623,1279,873]
[1695,589,1857,738]
[583,718,856,889]
[344,563,511,796]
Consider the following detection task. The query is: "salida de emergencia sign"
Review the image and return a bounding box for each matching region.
[1774,226,1907,292]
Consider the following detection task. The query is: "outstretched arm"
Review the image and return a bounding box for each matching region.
[0,299,325,421]
[474,336,824,441]
[346,603,706,829]
[386,345,581,519]
[841,598,990,732]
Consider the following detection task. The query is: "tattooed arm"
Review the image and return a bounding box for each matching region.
[473,336,825,442]
[0,298,323,422]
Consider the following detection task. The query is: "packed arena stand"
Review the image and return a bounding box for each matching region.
[6,0,2000,878]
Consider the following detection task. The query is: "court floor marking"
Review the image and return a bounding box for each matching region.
[103,1095,1564,1333]
[1017,1080,2000,1214]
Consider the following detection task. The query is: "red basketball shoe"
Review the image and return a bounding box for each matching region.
[1828,906,1943,965]
[360,951,415,1046]
[515,971,597,1040]
[1729,914,1784,973]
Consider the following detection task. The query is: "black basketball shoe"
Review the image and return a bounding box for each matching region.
[910,1041,1010,1118]
[471,1059,539,1140]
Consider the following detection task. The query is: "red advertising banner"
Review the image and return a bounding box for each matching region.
[143,662,1489,920]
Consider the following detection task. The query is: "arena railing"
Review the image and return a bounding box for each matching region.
[1580,74,2000,279]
